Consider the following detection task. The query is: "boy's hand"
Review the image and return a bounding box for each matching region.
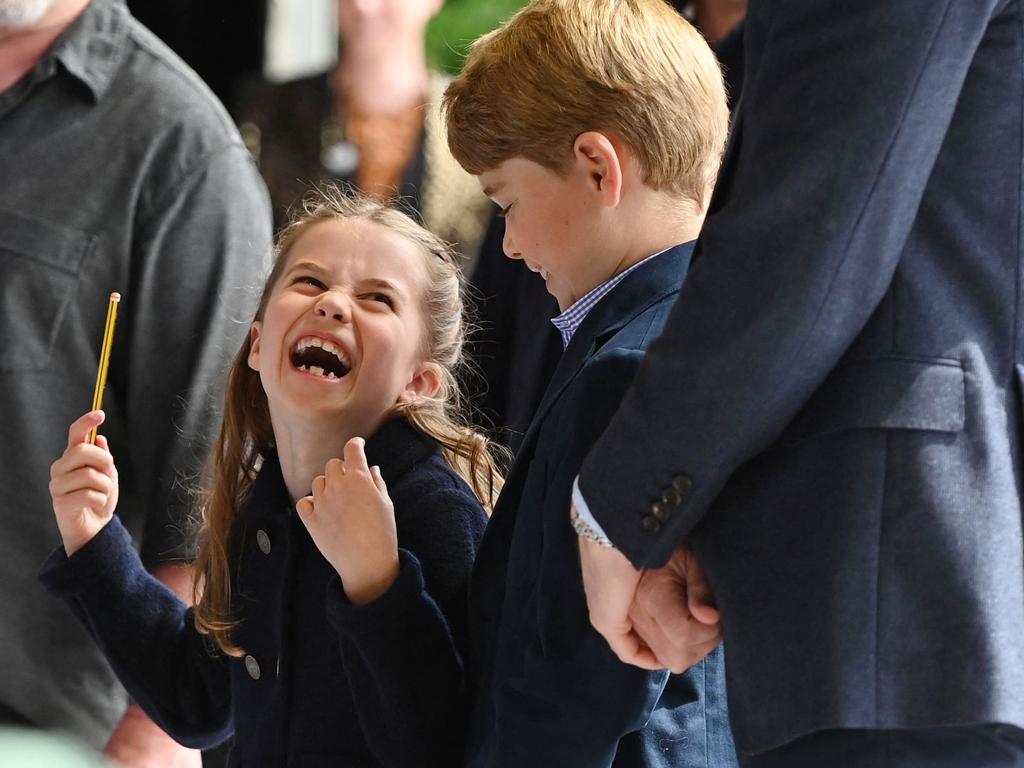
[296,437,399,605]
[627,544,722,673]
[49,410,119,556]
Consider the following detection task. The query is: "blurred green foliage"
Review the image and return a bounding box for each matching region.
[426,0,528,74]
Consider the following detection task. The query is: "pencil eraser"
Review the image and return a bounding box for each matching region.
[110,292,121,302]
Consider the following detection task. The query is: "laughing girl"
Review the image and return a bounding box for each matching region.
[43,190,502,767]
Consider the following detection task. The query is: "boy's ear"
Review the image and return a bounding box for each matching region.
[573,131,622,208]
[247,321,263,372]
[397,361,443,405]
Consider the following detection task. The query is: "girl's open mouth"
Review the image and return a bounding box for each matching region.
[290,337,352,379]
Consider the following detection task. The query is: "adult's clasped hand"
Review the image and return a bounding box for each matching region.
[579,532,722,674]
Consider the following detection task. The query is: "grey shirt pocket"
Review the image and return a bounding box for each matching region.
[0,208,94,372]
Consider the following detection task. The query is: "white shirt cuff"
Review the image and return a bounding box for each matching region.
[572,476,611,541]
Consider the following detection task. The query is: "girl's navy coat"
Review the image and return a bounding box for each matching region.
[40,419,486,767]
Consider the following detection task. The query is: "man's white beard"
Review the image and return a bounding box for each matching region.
[0,0,57,29]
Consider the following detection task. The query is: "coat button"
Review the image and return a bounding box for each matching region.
[244,654,261,680]
[661,488,683,506]
[256,529,271,555]
[650,501,669,521]
[641,515,661,534]
[671,475,693,496]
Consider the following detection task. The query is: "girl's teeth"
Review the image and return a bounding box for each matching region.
[310,366,325,377]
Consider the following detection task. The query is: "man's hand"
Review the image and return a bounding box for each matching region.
[104,703,201,768]
[628,544,722,673]
[578,536,662,670]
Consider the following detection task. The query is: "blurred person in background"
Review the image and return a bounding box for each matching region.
[0,0,272,766]
[236,0,491,268]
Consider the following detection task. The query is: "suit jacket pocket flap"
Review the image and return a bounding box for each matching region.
[780,356,965,446]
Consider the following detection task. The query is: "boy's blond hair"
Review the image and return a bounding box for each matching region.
[442,0,729,211]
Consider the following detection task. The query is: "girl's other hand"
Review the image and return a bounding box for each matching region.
[49,410,119,556]
[296,437,400,605]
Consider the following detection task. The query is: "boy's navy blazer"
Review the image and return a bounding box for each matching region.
[467,243,735,768]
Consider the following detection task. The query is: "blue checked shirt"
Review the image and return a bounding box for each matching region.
[550,250,663,348]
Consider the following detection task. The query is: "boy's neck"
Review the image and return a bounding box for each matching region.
[604,189,704,282]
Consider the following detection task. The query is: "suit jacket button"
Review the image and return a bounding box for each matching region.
[671,475,693,496]
[661,488,683,506]
[650,501,669,521]
[244,654,261,680]
[641,515,661,533]
[256,529,271,555]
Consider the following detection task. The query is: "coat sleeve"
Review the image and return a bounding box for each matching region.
[38,517,233,748]
[324,485,485,768]
[491,349,701,768]
[578,0,1004,567]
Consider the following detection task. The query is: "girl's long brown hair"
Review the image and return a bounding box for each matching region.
[192,188,507,656]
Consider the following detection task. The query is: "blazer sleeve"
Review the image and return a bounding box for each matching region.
[578,0,1003,567]
[491,350,681,768]
[324,485,485,768]
[38,517,233,748]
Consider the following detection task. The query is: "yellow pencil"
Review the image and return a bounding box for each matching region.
[88,292,120,445]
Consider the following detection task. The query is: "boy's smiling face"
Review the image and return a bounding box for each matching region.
[479,153,615,312]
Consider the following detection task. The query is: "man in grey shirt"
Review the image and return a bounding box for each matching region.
[0,0,272,763]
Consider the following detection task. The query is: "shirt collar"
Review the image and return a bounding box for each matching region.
[550,247,669,348]
[50,0,129,102]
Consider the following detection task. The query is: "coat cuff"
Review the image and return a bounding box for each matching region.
[324,549,427,634]
[38,516,139,597]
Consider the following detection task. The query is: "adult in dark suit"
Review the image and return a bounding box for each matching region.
[575,0,1024,765]
[468,244,734,767]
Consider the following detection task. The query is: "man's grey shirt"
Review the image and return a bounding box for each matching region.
[0,0,272,746]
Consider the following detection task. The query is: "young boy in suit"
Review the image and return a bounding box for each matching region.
[442,1,737,765]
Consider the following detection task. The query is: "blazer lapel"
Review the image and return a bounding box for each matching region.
[492,241,696,520]
[471,241,695,634]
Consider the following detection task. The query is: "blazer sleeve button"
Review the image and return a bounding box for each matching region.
[671,475,693,496]
[661,488,682,506]
[650,501,670,521]
[641,514,662,534]
[244,654,261,681]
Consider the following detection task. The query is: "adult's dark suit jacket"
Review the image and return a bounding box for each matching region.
[468,244,736,767]
[579,0,1024,756]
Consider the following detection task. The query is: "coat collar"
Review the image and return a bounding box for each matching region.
[244,418,441,520]
[493,241,695,513]
[532,241,695,439]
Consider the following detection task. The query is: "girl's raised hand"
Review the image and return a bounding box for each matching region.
[49,410,119,556]
[296,437,399,605]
